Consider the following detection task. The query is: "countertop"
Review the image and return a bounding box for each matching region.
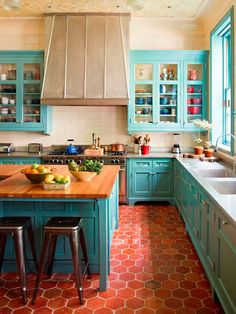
[0,165,119,199]
[176,157,236,226]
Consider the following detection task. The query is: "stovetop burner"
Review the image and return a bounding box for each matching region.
[47,150,79,156]
[107,151,126,156]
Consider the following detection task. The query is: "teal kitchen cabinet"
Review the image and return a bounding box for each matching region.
[128,50,208,133]
[127,158,173,205]
[215,210,236,314]
[174,159,236,314]
[0,51,52,134]
[0,157,41,165]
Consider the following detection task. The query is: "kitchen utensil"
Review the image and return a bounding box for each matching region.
[188,70,199,80]
[21,168,56,184]
[160,97,168,105]
[66,139,78,154]
[140,145,151,155]
[28,143,42,153]
[187,87,194,93]
[7,70,16,80]
[172,133,181,154]
[0,74,6,80]
[111,142,125,152]
[193,97,202,104]
[69,170,97,181]
[2,97,9,105]
[136,97,145,105]
[188,106,201,114]
[160,85,166,93]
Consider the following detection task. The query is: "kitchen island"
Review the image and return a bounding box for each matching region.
[0,165,119,291]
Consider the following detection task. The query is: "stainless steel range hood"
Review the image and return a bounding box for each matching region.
[41,13,130,106]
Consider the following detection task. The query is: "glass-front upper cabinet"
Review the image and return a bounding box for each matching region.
[128,50,208,133]
[158,62,180,127]
[23,63,41,123]
[0,63,17,123]
[134,63,154,125]
[0,51,52,134]
[184,62,207,127]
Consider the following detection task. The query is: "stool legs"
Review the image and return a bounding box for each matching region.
[32,232,51,305]
[13,230,27,305]
[0,235,7,273]
[47,235,57,278]
[79,228,91,278]
[27,223,38,272]
[70,230,84,304]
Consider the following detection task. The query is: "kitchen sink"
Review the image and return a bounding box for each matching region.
[192,168,236,178]
[209,181,236,194]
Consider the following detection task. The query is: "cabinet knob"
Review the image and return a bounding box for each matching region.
[201,200,207,206]
[222,220,228,225]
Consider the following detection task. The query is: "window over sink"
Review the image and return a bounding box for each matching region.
[210,7,234,153]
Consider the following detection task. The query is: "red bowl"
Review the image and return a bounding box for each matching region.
[193,97,202,104]
[188,106,201,114]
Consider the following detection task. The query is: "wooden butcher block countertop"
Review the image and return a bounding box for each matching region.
[0,165,120,199]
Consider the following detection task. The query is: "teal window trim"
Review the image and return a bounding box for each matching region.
[210,6,234,155]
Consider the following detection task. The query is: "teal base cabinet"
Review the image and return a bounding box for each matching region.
[127,158,173,205]
[0,157,41,165]
[174,159,236,314]
[0,178,119,291]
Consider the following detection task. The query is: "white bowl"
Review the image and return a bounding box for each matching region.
[2,97,9,105]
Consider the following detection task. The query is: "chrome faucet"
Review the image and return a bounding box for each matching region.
[215,133,236,172]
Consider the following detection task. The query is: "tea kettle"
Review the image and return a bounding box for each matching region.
[66,139,77,154]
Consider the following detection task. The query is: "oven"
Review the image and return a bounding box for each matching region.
[42,151,127,204]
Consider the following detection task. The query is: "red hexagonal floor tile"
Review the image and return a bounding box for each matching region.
[0,205,224,314]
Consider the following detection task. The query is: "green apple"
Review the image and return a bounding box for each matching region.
[31,163,39,169]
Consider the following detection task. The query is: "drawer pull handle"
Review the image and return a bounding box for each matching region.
[222,220,228,225]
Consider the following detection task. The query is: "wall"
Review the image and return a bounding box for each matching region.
[0,16,206,150]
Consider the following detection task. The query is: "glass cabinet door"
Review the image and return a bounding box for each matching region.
[134,64,154,125]
[158,63,179,125]
[185,63,205,124]
[0,63,17,123]
[23,63,41,123]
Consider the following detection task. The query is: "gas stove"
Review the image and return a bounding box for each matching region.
[42,150,126,165]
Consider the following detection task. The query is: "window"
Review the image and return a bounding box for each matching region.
[210,7,234,153]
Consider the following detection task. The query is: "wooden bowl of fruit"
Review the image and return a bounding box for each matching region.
[21,163,55,184]
[68,160,103,182]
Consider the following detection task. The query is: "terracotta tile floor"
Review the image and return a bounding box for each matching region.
[0,204,224,313]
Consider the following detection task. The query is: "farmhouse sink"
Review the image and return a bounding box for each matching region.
[209,181,236,194]
[192,168,236,178]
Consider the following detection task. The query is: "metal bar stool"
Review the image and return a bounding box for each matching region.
[0,216,38,305]
[32,217,90,305]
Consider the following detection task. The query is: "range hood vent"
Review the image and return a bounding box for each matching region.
[41,13,130,106]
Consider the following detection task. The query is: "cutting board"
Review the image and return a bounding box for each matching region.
[183,153,205,159]
[84,148,104,156]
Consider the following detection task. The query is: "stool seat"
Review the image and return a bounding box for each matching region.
[0,216,38,305]
[32,216,90,305]
[45,217,82,230]
[0,216,32,230]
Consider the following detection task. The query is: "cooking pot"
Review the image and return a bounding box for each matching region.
[111,142,125,152]
[66,139,77,154]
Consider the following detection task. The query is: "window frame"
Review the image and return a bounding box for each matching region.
[210,7,234,154]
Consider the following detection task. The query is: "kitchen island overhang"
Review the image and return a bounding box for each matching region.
[0,165,120,291]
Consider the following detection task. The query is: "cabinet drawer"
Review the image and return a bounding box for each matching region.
[153,160,172,171]
[132,159,152,171]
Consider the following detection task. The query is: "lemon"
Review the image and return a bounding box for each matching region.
[44,174,54,183]
[54,174,64,181]
[61,175,70,184]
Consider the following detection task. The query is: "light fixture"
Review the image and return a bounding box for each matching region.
[3,0,21,10]
[126,0,143,11]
